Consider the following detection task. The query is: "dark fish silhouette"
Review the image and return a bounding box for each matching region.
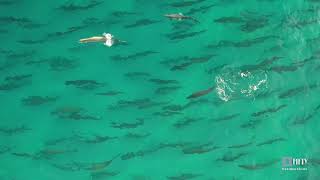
[293,114,313,125]
[162,104,184,112]
[211,113,240,122]
[292,104,320,125]
[67,113,101,121]
[111,119,144,129]
[124,72,151,78]
[160,56,189,67]
[0,48,11,54]
[206,64,227,74]
[51,162,82,171]
[121,152,136,160]
[111,11,141,17]
[65,80,99,85]
[124,132,150,139]
[240,18,269,33]
[58,0,103,11]
[45,137,73,146]
[11,152,34,158]
[239,56,282,72]
[309,158,320,166]
[0,16,34,27]
[153,111,183,117]
[22,96,58,106]
[252,104,287,117]
[214,16,245,24]
[217,152,248,162]
[0,125,31,135]
[168,30,206,40]
[5,74,32,81]
[228,142,253,149]
[187,4,216,15]
[278,84,318,99]
[155,86,181,95]
[109,98,150,109]
[159,142,192,149]
[111,51,158,61]
[269,65,302,73]
[0,82,24,91]
[6,50,36,59]
[0,146,11,154]
[121,148,158,160]
[183,99,213,109]
[238,159,278,170]
[170,55,214,71]
[164,13,199,23]
[256,137,286,146]
[34,149,77,159]
[81,17,104,26]
[171,62,193,71]
[65,80,104,90]
[84,154,120,171]
[278,86,305,99]
[169,0,205,7]
[47,25,85,38]
[109,98,168,110]
[76,134,117,144]
[207,36,279,49]
[182,143,219,154]
[0,0,19,6]
[18,39,45,44]
[187,87,214,99]
[149,78,179,85]
[167,173,202,180]
[95,91,123,96]
[51,106,100,121]
[174,117,203,128]
[124,19,161,28]
[240,119,261,129]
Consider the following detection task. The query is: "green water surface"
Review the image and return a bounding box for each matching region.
[0,0,320,179]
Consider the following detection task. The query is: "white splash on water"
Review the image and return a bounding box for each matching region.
[215,69,268,102]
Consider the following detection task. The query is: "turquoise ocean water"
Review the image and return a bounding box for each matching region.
[0,0,320,179]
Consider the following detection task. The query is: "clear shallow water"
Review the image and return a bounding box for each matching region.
[0,0,320,179]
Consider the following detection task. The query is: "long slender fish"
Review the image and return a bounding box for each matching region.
[164,13,199,23]
[187,87,214,99]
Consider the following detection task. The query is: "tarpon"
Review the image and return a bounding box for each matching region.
[187,87,214,99]
[164,13,199,23]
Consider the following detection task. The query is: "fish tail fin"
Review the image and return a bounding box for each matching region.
[193,18,200,23]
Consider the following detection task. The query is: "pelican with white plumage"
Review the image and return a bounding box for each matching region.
[79,33,126,47]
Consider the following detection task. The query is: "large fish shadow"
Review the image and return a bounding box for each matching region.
[0,74,32,91]
[111,51,158,61]
[124,19,162,28]
[166,29,206,41]
[57,0,103,11]
[51,106,101,121]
